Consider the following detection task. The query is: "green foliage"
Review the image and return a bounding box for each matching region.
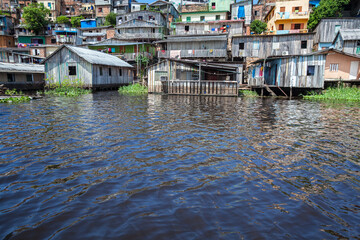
[118,84,148,95]
[105,12,117,26]
[239,90,258,97]
[5,89,18,96]
[303,86,360,101]
[56,16,70,24]
[45,78,91,97]
[23,3,50,34]
[308,0,351,30]
[0,96,31,103]
[71,16,84,28]
[0,10,11,16]
[250,20,267,34]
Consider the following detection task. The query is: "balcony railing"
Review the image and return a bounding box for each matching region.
[116,32,163,40]
[275,11,309,20]
[158,49,227,59]
[275,29,308,34]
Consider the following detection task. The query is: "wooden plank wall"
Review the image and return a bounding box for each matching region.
[314,19,360,44]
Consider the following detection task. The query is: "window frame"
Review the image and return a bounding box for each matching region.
[301,40,307,49]
[69,66,77,76]
[330,63,339,72]
[307,65,315,76]
[26,74,33,82]
[239,42,244,50]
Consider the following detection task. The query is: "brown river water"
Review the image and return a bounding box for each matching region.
[0,92,360,239]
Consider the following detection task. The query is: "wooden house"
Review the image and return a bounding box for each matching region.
[157,34,228,60]
[248,52,327,94]
[0,48,44,64]
[43,45,134,89]
[149,0,180,26]
[230,0,252,25]
[313,18,360,50]
[0,62,45,90]
[171,20,244,37]
[333,29,360,56]
[232,33,314,60]
[324,49,360,82]
[115,19,165,41]
[147,59,242,96]
[116,10,167,27]
[88,38,156,62]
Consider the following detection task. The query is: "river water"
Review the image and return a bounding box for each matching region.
[1,92,360,239]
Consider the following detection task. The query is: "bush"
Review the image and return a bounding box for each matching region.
[250,20,267,34]
[239,90,258,97]
[56,16,70,24]
[45,78,91,97]
[0,96,31,103]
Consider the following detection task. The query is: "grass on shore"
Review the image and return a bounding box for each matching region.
[118,84,148,95]
[303,87,360,101]
[239,89,258,97]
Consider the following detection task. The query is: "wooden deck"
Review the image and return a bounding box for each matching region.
[166,80,238,97]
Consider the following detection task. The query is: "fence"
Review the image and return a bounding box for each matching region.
[167,80,238,96]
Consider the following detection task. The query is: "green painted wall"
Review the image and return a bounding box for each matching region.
[209,0,234,12]
[18,36,46,44]
[88,44,156,55]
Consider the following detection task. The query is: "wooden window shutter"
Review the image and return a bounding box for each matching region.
[292,7,295,12]
[299,6,302,12]
[291,24,295,30]
[300,23,304,29]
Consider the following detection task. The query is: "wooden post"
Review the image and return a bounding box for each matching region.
[290,87,292,99]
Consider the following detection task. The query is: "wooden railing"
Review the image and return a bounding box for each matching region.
[158,49,227,59]
[167,80,238,96]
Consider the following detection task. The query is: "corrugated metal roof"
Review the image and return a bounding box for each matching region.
[0,62,44,73]
[339,29,360,41]
[82,32,107,37]
[67,46,133,68]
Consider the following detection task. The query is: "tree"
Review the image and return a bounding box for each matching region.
[56,16,70,25]
[105,12,117,26]
[22,3,50,35]
[308,0,350,30]
[71,16,84,28]
[250,20,267,34]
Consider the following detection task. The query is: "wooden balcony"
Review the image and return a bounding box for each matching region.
[116,32,163,40]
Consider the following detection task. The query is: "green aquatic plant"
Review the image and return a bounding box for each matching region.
[5,89,23,96]
[239,90,258,97]
[0,96,31,103]
[45,77,91,97]
[118,84,148,95]
[303,87,360,101]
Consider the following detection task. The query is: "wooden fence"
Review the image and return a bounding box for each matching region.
[167,80,238,96]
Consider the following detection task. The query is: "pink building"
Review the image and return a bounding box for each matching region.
[325,49,360,81]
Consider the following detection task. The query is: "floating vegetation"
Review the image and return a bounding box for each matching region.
[239,90,258,97]
[118,83,148,95]
[303,87,360,101]
[0,96,31,103]
[45,78,91,97]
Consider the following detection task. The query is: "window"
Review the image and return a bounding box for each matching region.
[216,15,220,20]
[294,24,301,30]
[26,74,33,82]
[330,64,339,72]
[200,16,205,21]
[51,39,56,43]
[239,42,244,50]
[69,66,76,76]
[280,7,285,12]
[100,67,103,76]
[278,24,284,30]
[254,10,258,16]
[185,25,189,31]
[253,40,259,50]
[211,2,215,9]
[186,16,191,22]
[109,68,112,76]
[292,6,302,12]
[357,40,360,46]
[138,16,143,20]
[98,7,102,12]
[307,65,315,76]
[119,69,122,76]
[301,40,307,49]
[7,74,14,82]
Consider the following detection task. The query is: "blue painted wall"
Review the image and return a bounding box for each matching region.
[80,19,97,29]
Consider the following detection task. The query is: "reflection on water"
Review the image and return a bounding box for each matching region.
[0,92,360,239]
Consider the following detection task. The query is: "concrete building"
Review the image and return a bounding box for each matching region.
[43,45,134,89]
[37,0,61,22]
[95,0,112,24]
[264,0,309,34]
